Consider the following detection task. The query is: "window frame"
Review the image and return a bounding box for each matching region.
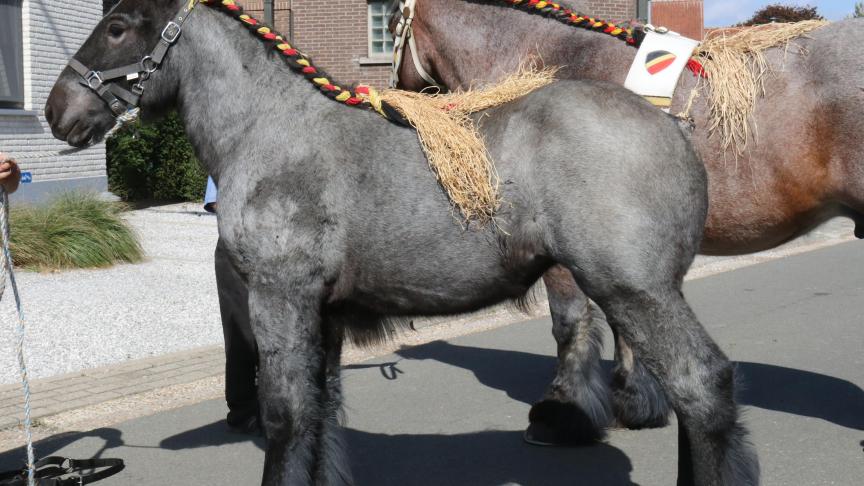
[0,0,25,110]
[367,0,395,60]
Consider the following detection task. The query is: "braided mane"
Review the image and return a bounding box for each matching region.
[200,0,408,124]
[496,0,646,47]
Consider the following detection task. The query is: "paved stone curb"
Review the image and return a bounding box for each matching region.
[0,346,226,430]
[0,298,547,433]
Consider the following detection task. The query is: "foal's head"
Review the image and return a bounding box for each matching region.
[45,0,183,146]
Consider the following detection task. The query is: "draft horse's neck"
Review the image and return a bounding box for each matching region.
[164,5,360,179]
[415,0,638,87]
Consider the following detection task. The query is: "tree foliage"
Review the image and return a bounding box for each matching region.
[106,113,208,202]
[740,4,823,25]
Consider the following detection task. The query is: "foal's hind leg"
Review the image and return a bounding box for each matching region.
[525,265,612,445]
[610,329,672,429]
[578,275,759,485]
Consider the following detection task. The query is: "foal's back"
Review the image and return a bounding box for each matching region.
[331,79,705,316]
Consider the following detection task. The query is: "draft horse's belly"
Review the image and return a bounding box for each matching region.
[336,250,552,317]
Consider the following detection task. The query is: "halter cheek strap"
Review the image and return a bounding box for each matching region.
[67,0,199,117]
[389,0,442,89]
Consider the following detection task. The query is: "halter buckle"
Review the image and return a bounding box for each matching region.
[84,70,104,90]
[140,56,158,74]
[161,21,182,43]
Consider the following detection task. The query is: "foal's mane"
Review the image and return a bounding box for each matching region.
[200,0,409,124]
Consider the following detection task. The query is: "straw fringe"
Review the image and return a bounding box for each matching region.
[689,20,828,155]
[380,66,557,222]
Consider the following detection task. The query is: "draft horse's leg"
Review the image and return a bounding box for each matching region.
[529,263,671,445]
[570,262,759,485]
[316,311,353,485]
[249,272,349,486]
[610,328,672,429]
[525,265,612,445]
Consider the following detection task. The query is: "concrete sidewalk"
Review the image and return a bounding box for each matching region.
[0,240,860,485]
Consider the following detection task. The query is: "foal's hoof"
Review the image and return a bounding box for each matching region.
[524,400,605,447]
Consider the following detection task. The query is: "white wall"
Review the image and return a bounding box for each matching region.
[0,0,107,203]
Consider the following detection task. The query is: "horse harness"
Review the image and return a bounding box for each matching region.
[389,0,443,89]
[68,0,199,117]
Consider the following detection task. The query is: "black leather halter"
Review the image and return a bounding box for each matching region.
[0,457,124,486]
[68,0,199,116]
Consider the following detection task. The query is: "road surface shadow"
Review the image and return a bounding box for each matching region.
[0,427,125,473]
[395,341,864,430]
[0,423,636,485]
[347,428,635,486]
[158,423,636,486]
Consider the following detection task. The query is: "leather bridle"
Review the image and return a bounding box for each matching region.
[389,0,443,89]
[67,0,199,117]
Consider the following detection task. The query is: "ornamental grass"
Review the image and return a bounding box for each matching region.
[9,192,143,271]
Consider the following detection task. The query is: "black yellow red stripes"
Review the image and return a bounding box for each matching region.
[645,50,676,75]
[200,0,408,124]
[499,0,707,78]
[503,0,641,45]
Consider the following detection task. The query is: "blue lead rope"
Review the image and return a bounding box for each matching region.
[0,188,35,486]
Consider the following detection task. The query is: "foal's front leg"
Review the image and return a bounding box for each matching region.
[249,278,338,486]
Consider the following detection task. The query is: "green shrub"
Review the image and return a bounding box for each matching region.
[106,112,208,202]
[9,192,143,270]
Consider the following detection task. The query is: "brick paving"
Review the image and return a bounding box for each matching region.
[0,346,225,430]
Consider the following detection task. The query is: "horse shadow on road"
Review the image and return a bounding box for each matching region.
[0,427,125,475]
[0,418,636,485]
[157,423,637,486]
[394,340,864,431]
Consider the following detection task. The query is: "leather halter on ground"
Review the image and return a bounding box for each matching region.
[0,457,124,486]
[389,0,443,89]
[68,0,199,116]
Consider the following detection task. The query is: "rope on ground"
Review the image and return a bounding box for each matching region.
[0,189,35,486]
[0,104,138,486]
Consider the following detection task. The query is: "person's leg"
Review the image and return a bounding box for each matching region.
[204,176,218,213]
[215,238,259,432]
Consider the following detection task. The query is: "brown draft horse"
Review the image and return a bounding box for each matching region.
[391,0,864,444]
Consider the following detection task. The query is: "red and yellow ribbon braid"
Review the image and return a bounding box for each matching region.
[200,0,409,122]
[504,0,639,45]
[500,0,706,77]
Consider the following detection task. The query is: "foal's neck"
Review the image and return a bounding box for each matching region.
[419,0,636,87]
[168,7,339,179]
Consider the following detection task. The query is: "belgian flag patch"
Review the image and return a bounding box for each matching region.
[645,50,677,75]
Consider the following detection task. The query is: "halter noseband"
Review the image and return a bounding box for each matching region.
[67,0,199,117]
[389,0,442,89]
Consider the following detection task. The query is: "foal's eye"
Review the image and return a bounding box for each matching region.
[107,23,126,39]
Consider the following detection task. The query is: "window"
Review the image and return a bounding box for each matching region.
[637,0,650,22]
[0,0,24,109]
[368,0,394,58]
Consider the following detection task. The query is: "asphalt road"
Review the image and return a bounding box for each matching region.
[1,240,862,485]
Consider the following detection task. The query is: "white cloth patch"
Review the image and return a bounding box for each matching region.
[624,31,700,100]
